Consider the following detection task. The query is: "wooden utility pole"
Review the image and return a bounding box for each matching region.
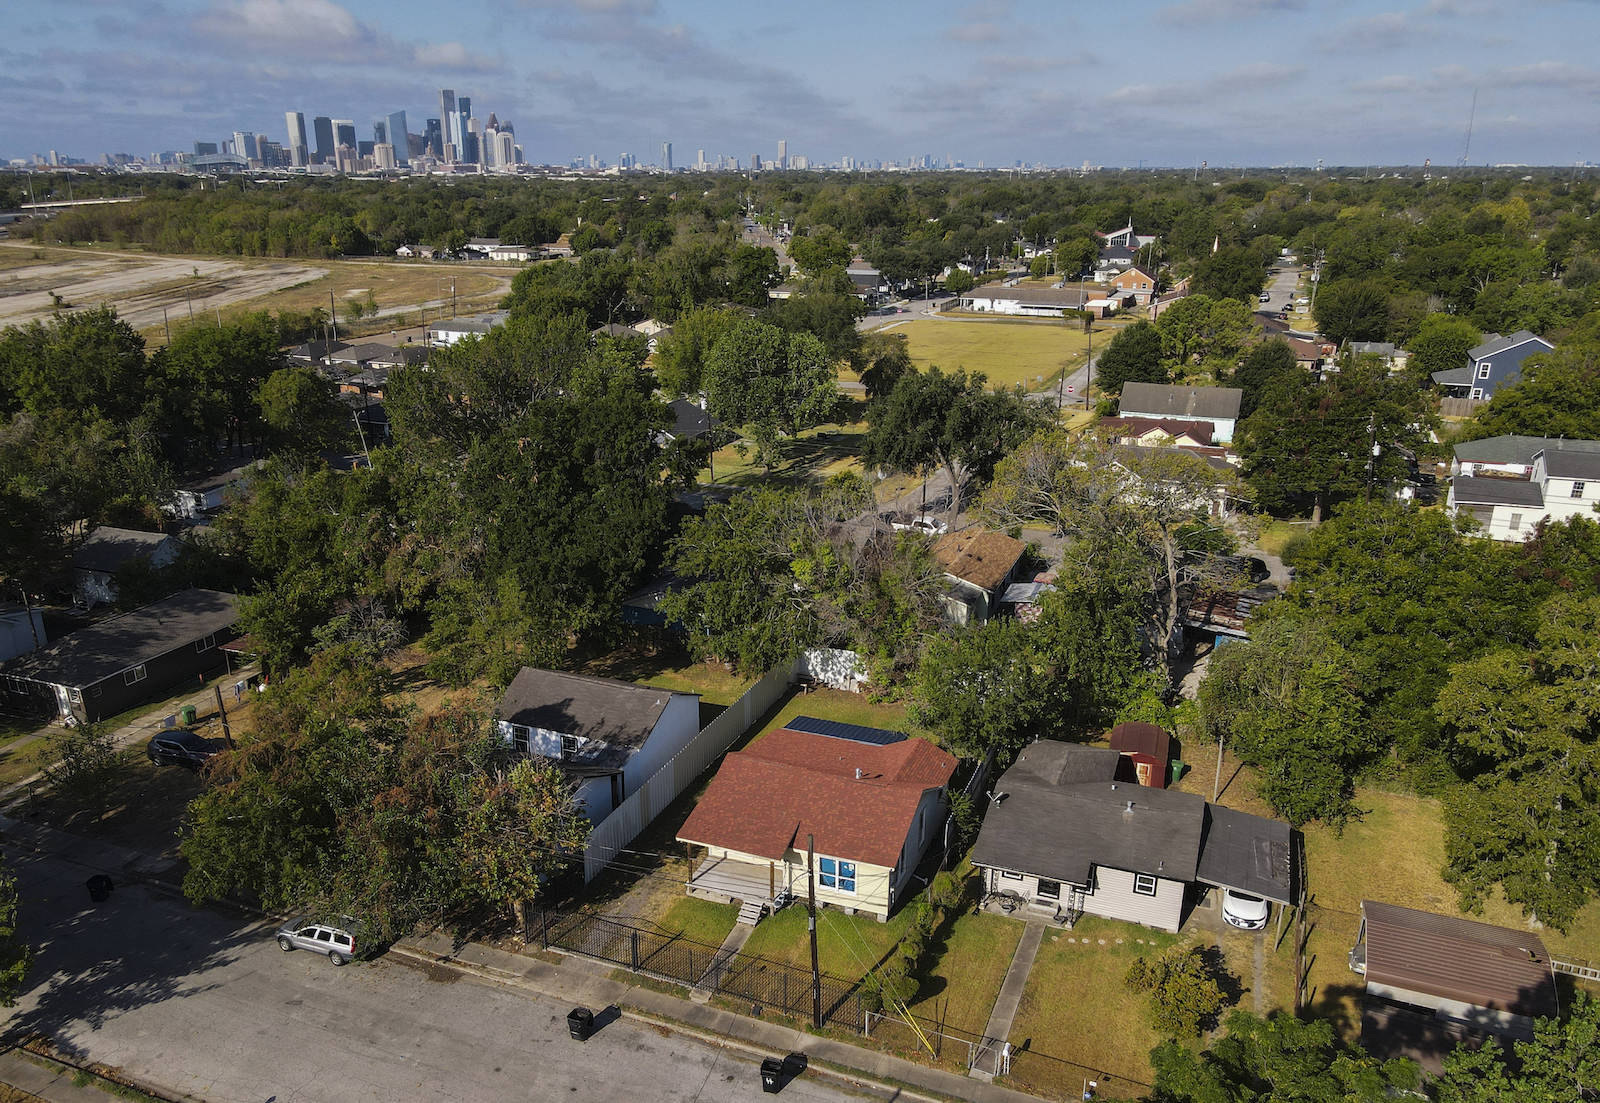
[808,834,822,1029]
[1212,729,1225,802]
[212,684,235,749]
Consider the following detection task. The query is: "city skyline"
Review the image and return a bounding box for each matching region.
[7,0,1600,167]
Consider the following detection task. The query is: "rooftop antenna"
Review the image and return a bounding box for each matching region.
[1458,88,1478,168]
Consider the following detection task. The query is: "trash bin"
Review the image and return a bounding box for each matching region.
[1168,760,1187,785]
[760,1057,785,1093]
[179,705,198,725]
[567,1007,594,1041]
[86,875,114,903]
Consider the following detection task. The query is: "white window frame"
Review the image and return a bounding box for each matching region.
[1036,879,1061,901]
[506,724,531,755]
[1572,481,1586,499]
[1133,872,1158,897]
[999,869,1024,882]
[1477,361,1491,379]
[1470,387,1484,400]
[560,733,580,758]
[123,664,147,686]
[1509,513,1523,531]
[817,856,857,894]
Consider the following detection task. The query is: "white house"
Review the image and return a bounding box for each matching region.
[71,527,184,607]
[1448,444,1600,541]
[428,311,508,346]
[1118,382,1243,445]
[164,463,256,520]
[960,282,1128,317]
[494,668,700,821]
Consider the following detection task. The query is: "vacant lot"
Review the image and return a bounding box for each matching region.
[0,242,510,342]
[873,318,1094,392]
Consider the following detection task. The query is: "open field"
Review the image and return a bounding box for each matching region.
[879,318,1095,392]
[0,242,511,341]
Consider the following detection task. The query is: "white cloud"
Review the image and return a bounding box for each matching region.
[1158,0,1305,25]
[195,0,369,46]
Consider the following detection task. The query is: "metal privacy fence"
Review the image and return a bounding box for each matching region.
[536,909,865,1033]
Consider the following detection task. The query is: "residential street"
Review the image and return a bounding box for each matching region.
[0,844,866,1103]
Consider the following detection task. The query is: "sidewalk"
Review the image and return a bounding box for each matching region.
[393,929,1049,1103]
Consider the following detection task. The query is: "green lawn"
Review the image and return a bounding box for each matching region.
[886,318,1095,392]
[750,687,916,745]
[1254,518,1311,558]
[653,895,739,948]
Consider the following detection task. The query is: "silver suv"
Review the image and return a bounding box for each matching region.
[275,917,356,965]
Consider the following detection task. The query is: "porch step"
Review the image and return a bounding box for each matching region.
[736,899,767,926]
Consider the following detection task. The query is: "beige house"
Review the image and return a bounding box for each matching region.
[677,717,956,923]
[930,529,1027,626]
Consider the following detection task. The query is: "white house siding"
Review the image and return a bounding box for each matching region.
[619,692,700,797]
[1366,981,1534,1042]
[981,863,1186,932]
[695,844,897,918]
[495,719,572,758]
[573,774,612,820]
[1118,410,1236,445]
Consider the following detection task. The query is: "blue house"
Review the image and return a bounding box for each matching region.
[1431,330,1554,400]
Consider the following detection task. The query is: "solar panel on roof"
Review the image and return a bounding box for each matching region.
[786,715,906,746]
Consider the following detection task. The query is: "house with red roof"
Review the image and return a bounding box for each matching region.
[677,717,957,923]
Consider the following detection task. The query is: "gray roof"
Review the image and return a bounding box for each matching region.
[971,740,1293,902]
[71,527,176,575]
[1539,449,1600,480]
[1119,383,1242,422]
[1431,367,1473,387]
[666,398,715,439]
[1450,476,1544,508]
[178,462,256,495]
[1349,342,1398,356]
[1469,330,1551,361]
[328,341,396,364]
[432,311,508,335]
[966,283,1101,308]
[3,589,238,688]
[495,668,696,774]
[1453,435,1600,466]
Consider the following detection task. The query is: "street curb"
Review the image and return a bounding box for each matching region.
[387,943,954,1103]
[7,1043,199,1103]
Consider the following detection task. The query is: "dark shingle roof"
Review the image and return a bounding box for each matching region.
[1450,476,1544,508]
[3,589,237,688]
[1195,804,1294,903]
[1540,449,1600,480]
[496,668,694,772]
[1431,367,1473,387]
[1453,435,1600,466]
[1360,900,1558,1020]
[71,527,176,575]
[666,398,715,439]
[1119,383,1243,422]
[1469,330,1551,361]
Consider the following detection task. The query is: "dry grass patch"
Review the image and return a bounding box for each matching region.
[893,318,1095,392]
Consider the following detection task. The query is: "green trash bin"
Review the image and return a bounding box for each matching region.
[179,705,198,726]
[1168,760,1187,785]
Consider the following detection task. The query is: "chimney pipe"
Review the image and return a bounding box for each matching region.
[855,767,862,780]
[1125,800,1135,812]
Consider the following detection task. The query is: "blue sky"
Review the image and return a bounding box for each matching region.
[7,0,1600,167]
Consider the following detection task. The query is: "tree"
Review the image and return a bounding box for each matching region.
[1407,313,1481,387]
[861,367,1044,525]
[1149,1011,1420,1103]
[0,863,30,1007]
[1435,992,1600,1103]
[704,318,839,469]
[256,366,349,454]
[0,306,147,424]
[148,313,286,460]
[653,305,739,396]
[1054,238,1100,280]
[764,271,867,362]
[1093,319,1168,397]
[910,621,1052,762]
[852,331,914,403]
[39,722,120,815]
[1193,245,1268,303]
[1124,946,1231,1037]
[1230,338,1298,419]
[787,229,852,276]
[943,268,975,295]
[1153,295,1252,376]
[1312,278,1392,345]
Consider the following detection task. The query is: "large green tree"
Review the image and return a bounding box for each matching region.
[703,318,840,469]
[1311,278,1392,345]
[910,620,1053,762]
[1093,319,1168,397]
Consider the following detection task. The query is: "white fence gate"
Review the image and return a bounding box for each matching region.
[582,662,793,881]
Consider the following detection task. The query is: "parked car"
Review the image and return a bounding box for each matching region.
[1258,292,1271,303]
[276,918,357,965]
[889,513,948,536]
[1221,889,1270,930]
[146,730,222,770]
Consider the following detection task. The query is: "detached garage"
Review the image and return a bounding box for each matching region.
[0,589,239,723]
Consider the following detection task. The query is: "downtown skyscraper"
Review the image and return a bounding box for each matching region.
[284,111,308,166]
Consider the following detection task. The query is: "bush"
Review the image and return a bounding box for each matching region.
[1124,945,1231,1037]
[39,723,119,814]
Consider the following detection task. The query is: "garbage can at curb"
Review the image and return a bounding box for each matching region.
[760,1057,784,1093]
[179,705,198,726]
[567,1007,594,1041]
[86,875,114,903]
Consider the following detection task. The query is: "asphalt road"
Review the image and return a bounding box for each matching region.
[1,845,864,1103]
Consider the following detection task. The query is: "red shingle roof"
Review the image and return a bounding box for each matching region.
[677,728,957,868]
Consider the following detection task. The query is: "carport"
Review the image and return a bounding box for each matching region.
[1195,805,1296,936]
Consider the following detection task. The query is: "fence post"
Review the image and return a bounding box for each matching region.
[539,908,548,950]
[631,929,639,971]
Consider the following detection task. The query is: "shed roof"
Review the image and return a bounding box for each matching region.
[1359,900,1558,1020]
[931,529,1026,591]
[3,589,238,688]
[1108,722,1171,761]
[1119,382,1242,422]
[677,724,955,868]
[70,527,176,575]
[495,668,695,773]
[1450,476,1544,508]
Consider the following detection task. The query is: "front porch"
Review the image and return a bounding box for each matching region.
[686,854,795,921]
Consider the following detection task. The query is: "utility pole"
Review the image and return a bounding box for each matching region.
[352,408,371,467]
[162,307,172,346]
[807,834,822,1030]
[329,291,338,341]
[212,684,236,749]
[17,585,41,652]
[1212,728,1225,801]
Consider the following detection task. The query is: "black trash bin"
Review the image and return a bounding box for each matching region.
[567,1007,594,1041]
[760,1057,784,1093]
[86,875,114,903]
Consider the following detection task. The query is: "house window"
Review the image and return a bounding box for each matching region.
[1509,513,1523,531]
[561,733,580,758]
[1573,482,1586,499]
[1470,388,1484,400]
[1037,879,1061,901]
[1000,870,1023,882]
[1133,873,1158,896]
[507,725,531,755]
[123,664,147,686]
[194,634,216,653]
[68,687,83,703]
[1477,362,1491,379]
[818,856,856,894]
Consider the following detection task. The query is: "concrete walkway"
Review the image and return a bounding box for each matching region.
[0,1049,172,1103]
[395,929,1048,1103]
[969,921,1046,1081]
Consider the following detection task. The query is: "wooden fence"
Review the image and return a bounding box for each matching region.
[582,662,793,881]
[1440,396,1487,419]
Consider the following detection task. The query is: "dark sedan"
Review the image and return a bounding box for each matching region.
[146,730,222,770]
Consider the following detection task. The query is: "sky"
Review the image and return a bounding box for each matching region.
[6,0,1600,168]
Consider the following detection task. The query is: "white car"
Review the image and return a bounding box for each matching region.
[1221,889,1269,931]
[1258,292,1271,303]
[889,514,948,536]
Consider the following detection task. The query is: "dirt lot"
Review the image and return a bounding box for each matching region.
[0,243,512,341]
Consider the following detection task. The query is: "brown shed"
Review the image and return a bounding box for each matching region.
[1108,721,1172,789]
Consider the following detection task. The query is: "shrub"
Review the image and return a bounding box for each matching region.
[1124,945,1231,1037]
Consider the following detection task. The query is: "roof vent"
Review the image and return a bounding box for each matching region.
[1125,800,1135,813]
[854,767,863,780]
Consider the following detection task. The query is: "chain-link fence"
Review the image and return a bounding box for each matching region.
[536,909,864,1033]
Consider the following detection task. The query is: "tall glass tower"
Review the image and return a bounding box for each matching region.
[385,110,409,165]
[312,116,334,163]
[284,112,308,166]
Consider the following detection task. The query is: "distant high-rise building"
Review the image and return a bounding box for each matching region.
[778,139,787,169]
[374,143,396,170]
[232,131,256,162]
[424,117,442,158]
[357,140,374,158]
[751,153,762,172]
[334,120,356,149]
[194,141,218,156]
[456,96,473,161]
[661,141,672,170]
[311,116,334,164]
[439,89,457,150]
[285,111,308,167]
[372,120,387,146]
[385,110,409,165]
[493,130,516,169]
